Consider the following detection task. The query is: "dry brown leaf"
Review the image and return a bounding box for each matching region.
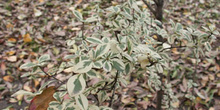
[6,51,16,56]
[28,86,56,110]
[201,75,208,87]
[38,0,44,3]
[8,38,17,43]
[34,79,40,87]
[208,74,215,80]
[171,48,180,54]
[1,62,6,71]
[7,56,17,62]
[23,33,32,43]
[3,75,14,82]
[6,23,14,29]
[76,0,82,5]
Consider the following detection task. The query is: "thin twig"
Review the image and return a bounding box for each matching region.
[142,0,156,16]
[39,66,65,84]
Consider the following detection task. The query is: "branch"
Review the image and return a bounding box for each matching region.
[153,0,158,5]
[142,0,156,16]
[109,71,120,107]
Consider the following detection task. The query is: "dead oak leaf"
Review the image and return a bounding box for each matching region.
[23,33,32,43]
[28,86,56,110]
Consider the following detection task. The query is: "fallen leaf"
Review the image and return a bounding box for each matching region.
[1,62,6,72]
[29,86,56,110]
[8,38,17,43]
[6,23,14,29]
[23,85,33,92]
[6,51,16,55]
[209,107,214,110]
[16,94,24,101]
[38,0,44,3]
[76,0,82,5]
[7,56,17,62]
[137,101,149,109]
[171,48,180,54]
[208,74,215,80]
[171,101,180,108]
[34,79,40,87]
[23,33,32,43]
[9,98,17,103]
[152,35,158,40]
[3,75,14,82]
[55,31,65,36]
[34,9,43,17]
[71,27,81,31]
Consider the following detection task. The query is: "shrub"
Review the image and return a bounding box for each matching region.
[14,0,218,109]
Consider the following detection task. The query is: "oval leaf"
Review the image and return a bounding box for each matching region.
[112,59,125,71]
[20,62,36,69]
[73,60,93,73]
[86,37,103,44]
[73,10,83,21]
[95,44,110,58]
[28,86,56,110]
[38,54,50,63]
[75,94,88,110]
[67,75,86,96]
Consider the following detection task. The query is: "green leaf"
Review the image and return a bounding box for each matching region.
[38,54,50,63]
[95,44,110,58]
[73,10,83,21]
[162,43,171,49]
[103,61,112,72]
[86,69,98,78]
[20,62,36,69]
[12,90,34,97]
[156,64,163,73]
[85,16,97,23]
[128,0,134,7]
[88,105,99,110]
[204,42,211,51]
[154,20,162,26]
[98,91,108,104]
[175,23,183,32]
[100,106,113,110]
[86,37,103,44]
[112,59,125,71]
[125,63,133,74]
[67,74,86,96]
[64,55,76,60]
[93,60,103,69]
[75,94,88,110]
[73,60,93,73]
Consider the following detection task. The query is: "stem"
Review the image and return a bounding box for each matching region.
[109,71,120,107]
[142,0,156,16]
[39,66,65,84]
[156,73,163,110]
